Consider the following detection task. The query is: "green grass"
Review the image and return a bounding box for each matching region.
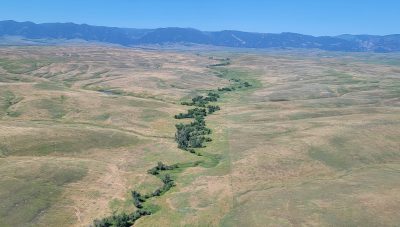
[309,146,352,170]
[309,126,400,170]
[35,97,67,119]
[212,67,263,90]
[94,113,111,121]
[324,70,362,85]
[6,110,22,117]
[1,47,400,226]
[1,127,142,156]
[288,110,353,120]
[88,70,110,79]
[0,58,53,74]
[139,109,169,122]
[34,81,68,91]
[221,165,400,227]
[0,160,88,227]
[0,90,23,117]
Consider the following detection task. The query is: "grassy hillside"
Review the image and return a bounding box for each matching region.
[0,46,399,226]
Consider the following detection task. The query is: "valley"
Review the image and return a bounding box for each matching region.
[0,46,399,226]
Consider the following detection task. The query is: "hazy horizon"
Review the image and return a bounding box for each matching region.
[2,19,400,37]
[1,0,399,36]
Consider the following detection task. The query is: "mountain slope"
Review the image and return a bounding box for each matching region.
[0,20,399,52]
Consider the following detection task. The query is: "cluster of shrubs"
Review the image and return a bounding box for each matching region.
[181,92,220,107]
[207,105,221,114]
[93,163,177,227]
[132,191,146,208]
[208,57,231,61]
[217,83,251,92]
[209,61,231,67]
[174,105,221,119]
[147,161,178,175]
[242,81,252,87]
[161,174,174,192]
[207,92,220,99]
[208,58,231,67]
[175,83,248,152]
[175,115,212,150]
[231,78,252,88]
[174,91,221,151]
[218,78,252,92]
[218,87,233,92]
[151,174,175,197]
[174,107,207,119]
[131,175,176,207]
[93,209,151,227]
[94,76,253,226]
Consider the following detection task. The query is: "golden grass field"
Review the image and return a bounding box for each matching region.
[0,46,399,226]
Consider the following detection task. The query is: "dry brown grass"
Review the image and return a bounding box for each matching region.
[0,46,399,226]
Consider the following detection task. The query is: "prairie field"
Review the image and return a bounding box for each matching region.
[0,46,399,226]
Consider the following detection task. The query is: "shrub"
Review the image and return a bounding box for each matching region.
[147,162,178,175]
[93,209,152,227]
[207,105,220,114]
[131,191,145,208]
[243,81,252,87]
[175,117,211,150]
[174,108,207,119]
[218,87,232,92]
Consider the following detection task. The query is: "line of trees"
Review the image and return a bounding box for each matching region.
[209,61,231,67]
[149,174,175,197]
[147,161,178,175]
[218,87,233,92]
[131,191,145,208]
[131,173,176,208]
[174,90,221,151]
[174,107,207,119]
[181,95,209,107]
[175,78,254,153]
[93,68,253,227]
[175,116,212,150]
[181,92,221,107]
[93,210,151,227]
[93,163,177,227]
[208,57,231,67]
[217,77,252,92]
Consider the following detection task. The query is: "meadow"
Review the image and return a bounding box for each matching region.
[0,46,399,226]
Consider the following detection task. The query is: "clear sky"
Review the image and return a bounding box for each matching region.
[0,0,399,36]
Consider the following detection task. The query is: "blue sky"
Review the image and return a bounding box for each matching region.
[0,0,399,35]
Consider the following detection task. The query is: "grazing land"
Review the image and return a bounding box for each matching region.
[0,46,399,226]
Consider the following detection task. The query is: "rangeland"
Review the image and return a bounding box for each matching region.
[0,46,399,226]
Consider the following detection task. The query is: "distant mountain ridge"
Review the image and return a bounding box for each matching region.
[1,20,399,52]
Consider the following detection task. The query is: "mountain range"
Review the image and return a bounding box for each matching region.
[1,20,399,52]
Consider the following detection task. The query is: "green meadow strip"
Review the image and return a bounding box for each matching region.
[93,64,253,227]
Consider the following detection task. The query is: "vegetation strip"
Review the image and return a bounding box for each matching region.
[93,64,252,227]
